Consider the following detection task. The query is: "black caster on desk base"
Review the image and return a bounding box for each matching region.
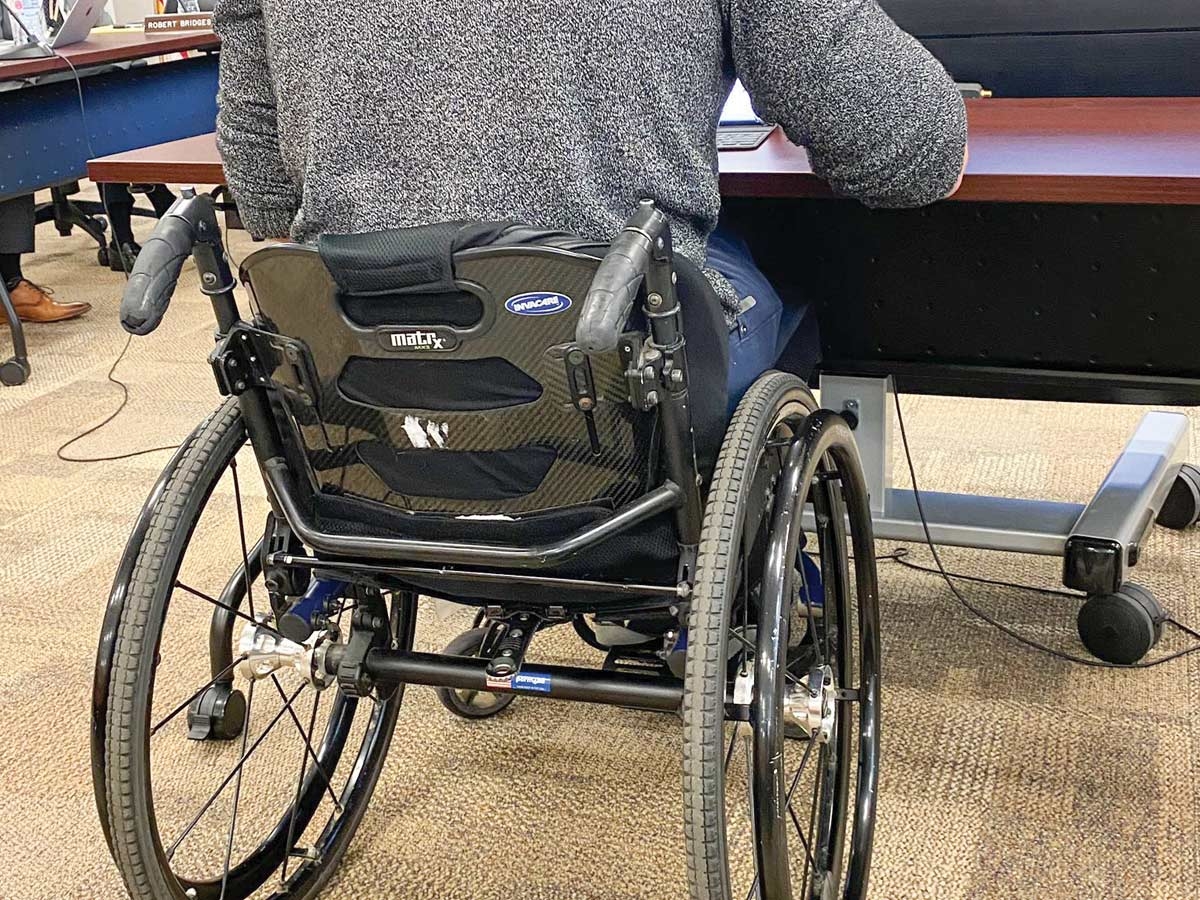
[1,357,30,386]
[1077,583,1164,665]
[1156,463,1200,530]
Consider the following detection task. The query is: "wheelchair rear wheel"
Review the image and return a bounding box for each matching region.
[94,399,405,900]
[683,372,881,900]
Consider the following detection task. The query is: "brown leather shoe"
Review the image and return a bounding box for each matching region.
[4,279,91,324]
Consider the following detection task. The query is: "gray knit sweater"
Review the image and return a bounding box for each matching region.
[214,0,966,298]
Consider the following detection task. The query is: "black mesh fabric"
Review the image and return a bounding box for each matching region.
[356,441,558,500]
[319,221,513,296]
[339,356,543,411]
[340,290,483,327]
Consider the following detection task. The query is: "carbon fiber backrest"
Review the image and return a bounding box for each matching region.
[240,236,651,517]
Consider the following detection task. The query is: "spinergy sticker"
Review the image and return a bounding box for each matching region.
[504,292,572,316]
[485,671,553,693]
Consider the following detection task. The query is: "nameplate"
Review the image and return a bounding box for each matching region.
[143,13,214,33]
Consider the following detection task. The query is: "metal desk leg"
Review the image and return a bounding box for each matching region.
[1063,411,1190,595]
[1,279,31,386]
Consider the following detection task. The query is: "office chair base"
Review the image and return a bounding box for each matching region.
[1,356,30,386]
[1077,583,1164,665]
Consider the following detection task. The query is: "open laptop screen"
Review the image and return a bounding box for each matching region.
[719,80,762,126]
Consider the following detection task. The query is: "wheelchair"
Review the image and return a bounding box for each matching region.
[92,190,882,900]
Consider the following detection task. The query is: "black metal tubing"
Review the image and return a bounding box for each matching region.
[271,553,685,600]
[262,457,684,569]
[348,649,686,713]
[0,278,29,375]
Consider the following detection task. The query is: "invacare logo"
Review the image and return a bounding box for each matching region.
[505,292,572,316]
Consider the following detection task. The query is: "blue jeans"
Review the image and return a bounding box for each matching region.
[706,224,819,408]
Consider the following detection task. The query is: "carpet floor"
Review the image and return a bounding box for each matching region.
[1,190,1197,900]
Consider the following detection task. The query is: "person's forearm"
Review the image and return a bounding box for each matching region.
[729,0,969,208]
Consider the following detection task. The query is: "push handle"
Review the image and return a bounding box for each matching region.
[120,190,218,335]
[576,200,669,354]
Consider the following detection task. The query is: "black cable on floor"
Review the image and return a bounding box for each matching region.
[891,389,1200,669]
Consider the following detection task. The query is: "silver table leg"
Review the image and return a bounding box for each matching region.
[808,375,1191,593]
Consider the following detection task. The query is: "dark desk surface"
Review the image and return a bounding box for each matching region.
[0,30,219,81]
[88,97,1200,205]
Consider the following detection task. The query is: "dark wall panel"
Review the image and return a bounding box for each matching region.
[883,0,1200,36]
[923,32,1200,97]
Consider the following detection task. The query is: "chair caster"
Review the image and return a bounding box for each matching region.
[1156,463,1200,530]
[1077,583,1164,665]
[435,627,516,720]
[186,681,247,741]
[96,245,110,268]
[1,357,30,386]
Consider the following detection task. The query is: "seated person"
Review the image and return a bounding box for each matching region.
[213,0,967,399]
[0,194,90,323]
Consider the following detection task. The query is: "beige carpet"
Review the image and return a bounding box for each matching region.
[1,187,1198,900]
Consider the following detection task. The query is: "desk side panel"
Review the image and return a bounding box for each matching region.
[724,197,1200,404]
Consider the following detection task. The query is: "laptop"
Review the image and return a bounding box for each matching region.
[1,0,105,61]
[717,80,775,151]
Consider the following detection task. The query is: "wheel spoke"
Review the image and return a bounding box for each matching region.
[174,580,286,641]
[268,674,344,813]
[729,628,803,687]
[150,655,246,737]
[800,753,822,900]
[724,721,741,774]
[787,802,817,882]
[218,680,255,900]
[166,682,307,860]
[797,557,825,669]
[281,687,323,885]
[229,458,258,620]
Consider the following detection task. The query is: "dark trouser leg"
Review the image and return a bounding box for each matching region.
[146,184,176,217]
[102,183,135,245]
[0,194,35,291]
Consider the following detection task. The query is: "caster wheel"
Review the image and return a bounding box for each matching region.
[1077,583,1164,665]
[0,357,30,386]
[96,245,110,268]
[435,626,516,720]
[1157,463,1200,530]
[185,680,247,741]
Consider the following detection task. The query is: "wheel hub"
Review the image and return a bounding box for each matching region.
[783,664,836,744]
[235,620,333,689]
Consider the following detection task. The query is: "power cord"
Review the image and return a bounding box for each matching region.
[890,389,1200,668]
[24,30,191,462]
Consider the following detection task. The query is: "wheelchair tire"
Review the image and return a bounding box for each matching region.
[95,399,404,900]
[683,372,882,900]
[435,626,518,719]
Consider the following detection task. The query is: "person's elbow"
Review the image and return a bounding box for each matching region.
[839,92,969,209]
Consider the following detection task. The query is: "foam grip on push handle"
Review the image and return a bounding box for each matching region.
[576,228,653,354]
[119,216,196,335]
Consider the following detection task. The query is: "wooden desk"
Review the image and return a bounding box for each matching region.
[88,98,1200,206]
[0,30,219,82]
[722,98,1200,205]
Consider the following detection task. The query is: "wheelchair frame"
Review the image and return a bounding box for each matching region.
[93,190,883,900]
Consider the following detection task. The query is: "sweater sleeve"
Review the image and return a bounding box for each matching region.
[725,0,967,208]
[213,0,300,239]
